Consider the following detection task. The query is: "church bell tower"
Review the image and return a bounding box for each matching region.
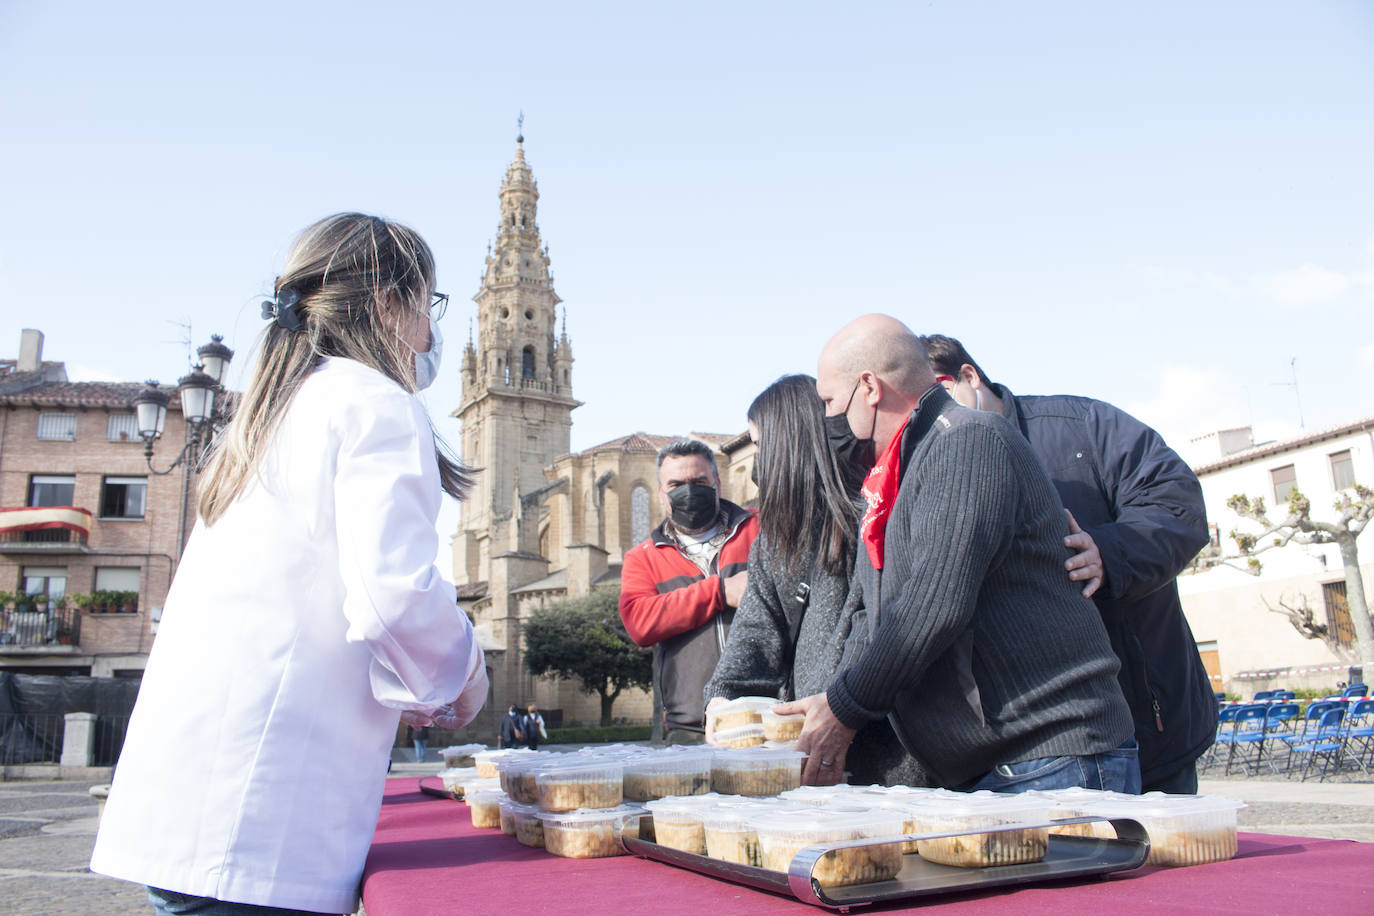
[453,129,581,587]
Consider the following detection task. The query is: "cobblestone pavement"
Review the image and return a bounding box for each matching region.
[2,765,1372,915]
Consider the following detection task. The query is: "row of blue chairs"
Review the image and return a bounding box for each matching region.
[1203,697,1374,781]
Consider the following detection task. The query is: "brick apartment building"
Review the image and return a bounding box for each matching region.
[0,329,197,679]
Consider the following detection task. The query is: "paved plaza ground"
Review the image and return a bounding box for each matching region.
[2,760,1372,916]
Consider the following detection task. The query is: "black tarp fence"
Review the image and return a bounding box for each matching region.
[0,673,140,766]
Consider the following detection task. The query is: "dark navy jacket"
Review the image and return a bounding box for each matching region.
[996,386,1218,785]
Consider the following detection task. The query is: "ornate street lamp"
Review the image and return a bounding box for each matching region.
[131,335,234,475]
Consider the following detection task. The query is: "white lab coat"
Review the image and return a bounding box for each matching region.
[91,358,485,914]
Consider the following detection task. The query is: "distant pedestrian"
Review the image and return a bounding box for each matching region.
[523,704,546,750]
[409,724,431,763]
[499,705,525,748]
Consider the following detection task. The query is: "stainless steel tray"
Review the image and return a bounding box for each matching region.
[618,813,1150,911]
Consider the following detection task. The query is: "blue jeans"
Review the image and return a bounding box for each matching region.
[147,887,340,916]
[413,739,428,762]
[966,738,1141,794]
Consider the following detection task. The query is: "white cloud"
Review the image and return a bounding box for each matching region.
[1255,263,1352,307]
[65,363,123,383]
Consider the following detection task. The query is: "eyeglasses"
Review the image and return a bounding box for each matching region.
[430,292,449,321]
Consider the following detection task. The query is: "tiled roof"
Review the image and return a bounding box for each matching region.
[0,379,176,410]
[1193,414,1374,475]
[582,430,743,454]
[455,581,489,601]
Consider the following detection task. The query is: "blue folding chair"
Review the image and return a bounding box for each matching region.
[1272,689,1296,701]
[1343,683,1369,698]
[1289,708,1346,782]
[1201,705,1242,771]
[1224,704,1269,776]
[1251,689,1275,702]
[1342,698,1374,775]
[1260,702,1300,774]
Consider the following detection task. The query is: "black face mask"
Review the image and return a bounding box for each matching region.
[668,483,719,531]
[825,382,876,484]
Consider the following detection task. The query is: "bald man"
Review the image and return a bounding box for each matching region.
[777,314,1136,793]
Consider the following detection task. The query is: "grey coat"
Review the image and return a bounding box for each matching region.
[706,527,928,786]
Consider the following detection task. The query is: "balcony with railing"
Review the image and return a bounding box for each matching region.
[0,506,92,554]
[0,599,81,652]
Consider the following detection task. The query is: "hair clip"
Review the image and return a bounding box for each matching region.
[261,287,304,331]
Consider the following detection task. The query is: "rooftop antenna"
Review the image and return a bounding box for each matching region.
[167,319,194,368]
[1271,357,1305,430]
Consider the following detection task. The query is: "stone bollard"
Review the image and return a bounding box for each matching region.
[90,784,109,820]
[60,712,97,767]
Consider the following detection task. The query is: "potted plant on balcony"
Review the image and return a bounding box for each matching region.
[69,592,93,614]
[118,591,138,613]
[90,590,111,613]
[0,590,14,612]
[56,623,73,645]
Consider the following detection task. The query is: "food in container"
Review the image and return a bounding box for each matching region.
[760,708,805,742]
[474,747,536,778]
[512,804,545,847]
[622,750,713,801]
[1033,787,1135,839]
[711,748,806,796]
[642,794,728,855]
[539,805,644,858]
[909,794,1049,867]
[1069,793,1245,867]
[707,696,776,733]
[751,809,906,887]
[713,723,766,749]
[441,743,486,768]
[501,755,567,804]
[536,760,625,812]
[465,788,508,829]
[700,801,772,865]
[438,766,479,800]
[498,799,520,836]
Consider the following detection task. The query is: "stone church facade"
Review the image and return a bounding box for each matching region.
[451,138,756,734]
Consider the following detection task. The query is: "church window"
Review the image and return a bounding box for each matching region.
[631,485,651,546]
[562,370,569,385]
[522,346,536,379]
[524,309,533,320]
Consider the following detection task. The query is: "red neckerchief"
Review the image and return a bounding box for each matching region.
[859,415,910,570]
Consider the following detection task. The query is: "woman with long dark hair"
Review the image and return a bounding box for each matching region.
[705,374,923,786]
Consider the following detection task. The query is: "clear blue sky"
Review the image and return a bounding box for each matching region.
[3,2,1372,571]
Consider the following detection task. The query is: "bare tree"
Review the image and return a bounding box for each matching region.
[1202,485,1374,671]
[1262,593,1353,660]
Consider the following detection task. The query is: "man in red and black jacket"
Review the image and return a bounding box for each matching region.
[620,439,758,744]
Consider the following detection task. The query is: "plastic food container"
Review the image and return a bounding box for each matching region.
[751,809,906,887]
[760,708,805,742]
[536,760,625,812]
[908,794,1049,867]
[711,748,806,796]
[701,800,773,865]
[1072,793,1245,867]
[623,751,713,801]
[707,696,776,733]
[713,722,766,749]
[539,805,644,858]
[474,748,536,778]
[498,799,522,836]
[512,804,545,847]
[643,794,728,855]
[501,755,567,804]
[441,744,486,768]
[465,788,508,829]
[438,766,479,799]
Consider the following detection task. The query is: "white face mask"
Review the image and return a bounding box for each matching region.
[404,312,442,390]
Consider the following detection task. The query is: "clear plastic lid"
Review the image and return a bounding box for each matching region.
[465,787,509,804]
[778,785,869,805]
[535,760,626,784]
[909,792,1049,824]
[749,807,904,841]
[442,744,487,756]
[1073,792,1245,819]
[536,803,645,826]
[706,696,777,728]
[643,793,730,818]
[759,708,805,725]
[712,747,807,768]
[438,766,478,785]
[713,723,766,746]
[700,799,777,831]
[762,739,800,751]
[623,750,714,775]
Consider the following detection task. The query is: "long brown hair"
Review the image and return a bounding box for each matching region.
[198,212,475,524]
[748,374,859,576]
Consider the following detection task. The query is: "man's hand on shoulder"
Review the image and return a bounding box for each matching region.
[723,570,748,608]
[1064,509,1104,598]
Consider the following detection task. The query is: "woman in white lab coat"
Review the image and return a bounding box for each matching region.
[91,213,488,916]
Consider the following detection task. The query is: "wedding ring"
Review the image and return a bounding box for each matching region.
[819,759,834,767]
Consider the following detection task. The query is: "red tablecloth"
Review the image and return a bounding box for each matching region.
[362,779,1374,915]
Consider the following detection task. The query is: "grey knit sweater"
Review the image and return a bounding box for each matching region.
[705,527,929,786]
[826,387,1133,789]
